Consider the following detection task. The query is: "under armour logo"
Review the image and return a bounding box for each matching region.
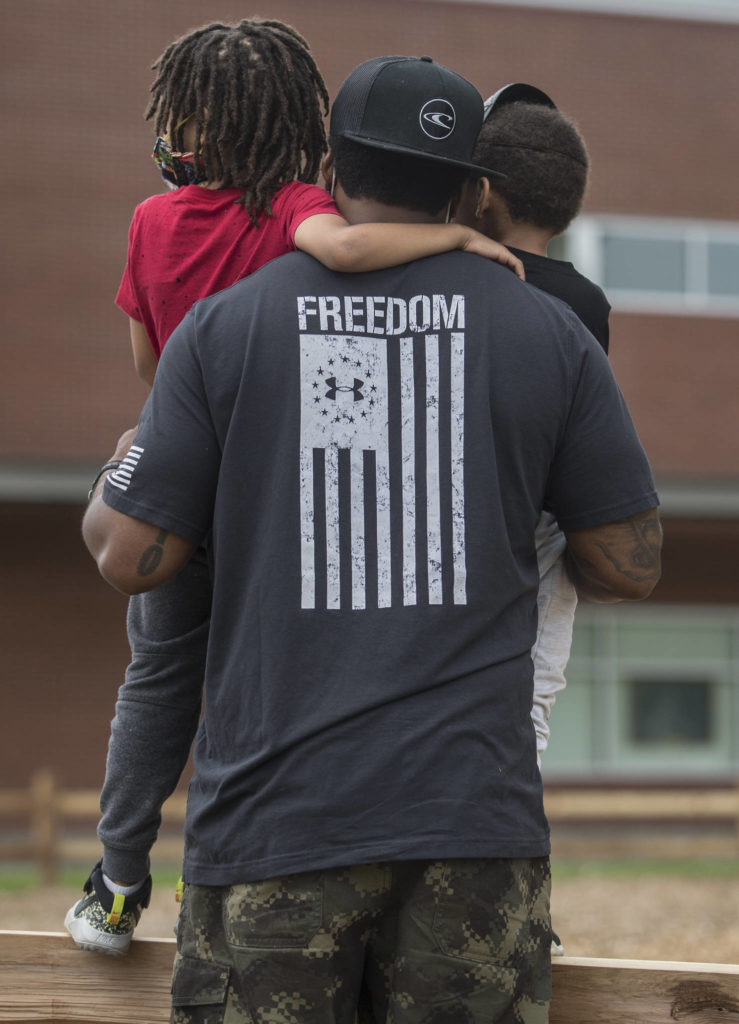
[325,376,364,401]
[420,99,456,140]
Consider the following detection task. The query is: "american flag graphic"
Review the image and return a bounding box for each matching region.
[300,331,466,610]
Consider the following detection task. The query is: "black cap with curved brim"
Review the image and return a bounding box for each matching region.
[330,55,506,179]
[482,82,557,122]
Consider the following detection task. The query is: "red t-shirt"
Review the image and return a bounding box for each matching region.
[116,181,339,357]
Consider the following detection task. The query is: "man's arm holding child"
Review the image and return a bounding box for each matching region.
[83,429,195,595]
[565,506,662,603]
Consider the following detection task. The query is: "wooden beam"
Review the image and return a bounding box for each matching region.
[0,791,31,814]
[1,931,738,1023]
[550,956,739,1023]
[0,931,175,1023]
[550,834,738,859]
[544,788,739,820]
[59,837,184,863]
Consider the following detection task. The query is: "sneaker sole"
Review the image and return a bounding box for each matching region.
[64,906,132,956]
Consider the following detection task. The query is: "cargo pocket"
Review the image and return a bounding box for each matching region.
[171,954,231,1022]
[432,861,527,968]
[223,873,323,949]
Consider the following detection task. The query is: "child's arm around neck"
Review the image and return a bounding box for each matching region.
[293,212,524,279]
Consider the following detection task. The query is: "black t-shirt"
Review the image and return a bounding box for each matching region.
[509,246,611,353]
[104,251,656,884]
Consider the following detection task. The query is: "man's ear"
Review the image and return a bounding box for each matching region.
[475,176,493,219]
[454,176,493,222]
[321,150,334,192]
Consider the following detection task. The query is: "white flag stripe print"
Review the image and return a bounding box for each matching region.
[400,338,416,606]
[300,448,315,609]
[376,449,392,609]
[350,447,366,610]
[299,329,466,609]
[325,445,341,610]
[451,333,467,604]
[425,335,443,605]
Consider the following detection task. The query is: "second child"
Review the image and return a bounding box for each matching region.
[455,84,613,955]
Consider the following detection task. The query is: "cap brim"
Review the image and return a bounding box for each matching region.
[342,132,507,180]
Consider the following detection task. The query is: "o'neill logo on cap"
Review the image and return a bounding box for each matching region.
[419,98,455,140]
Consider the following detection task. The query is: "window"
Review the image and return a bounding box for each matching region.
[603,236,685,293]
[543,605,736,778]
[561,216,739,316]
[630,679,713,745]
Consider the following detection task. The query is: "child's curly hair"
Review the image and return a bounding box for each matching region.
[146,18,329,222]
[474,102,589,236]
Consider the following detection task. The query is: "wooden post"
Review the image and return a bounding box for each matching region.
[29,770,58,886]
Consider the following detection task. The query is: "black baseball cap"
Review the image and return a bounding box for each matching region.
[483,82,557,121]
[330,55,506,179]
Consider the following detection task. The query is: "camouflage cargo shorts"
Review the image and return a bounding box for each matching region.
[171,857,551,1024]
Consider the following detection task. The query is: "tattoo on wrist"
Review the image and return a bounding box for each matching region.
[137,529,168,576]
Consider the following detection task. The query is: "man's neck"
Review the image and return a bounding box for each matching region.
[335,185,445,226]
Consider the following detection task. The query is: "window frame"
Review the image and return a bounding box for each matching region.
[563,214,739,317]
[543,604,739,778]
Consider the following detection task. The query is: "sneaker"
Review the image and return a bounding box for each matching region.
[551,929,565,956]
[64,860,151,956]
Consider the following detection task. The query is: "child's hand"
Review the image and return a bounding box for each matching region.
[460,230,525,280]
[112,426,140,461]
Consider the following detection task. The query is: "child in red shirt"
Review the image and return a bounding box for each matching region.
[116,20,519,385]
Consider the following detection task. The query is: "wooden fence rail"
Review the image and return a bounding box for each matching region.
[2,772,739,883]
[544,783,739,859]
[0,771,187,884]
[0,931,737,1023]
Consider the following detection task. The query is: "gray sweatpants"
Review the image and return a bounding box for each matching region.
[97,551,211,882]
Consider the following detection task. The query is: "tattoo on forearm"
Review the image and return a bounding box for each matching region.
[592,513,662,583]
[137,529,168,576]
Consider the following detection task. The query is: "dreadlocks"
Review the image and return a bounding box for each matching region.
[146,19,329,221]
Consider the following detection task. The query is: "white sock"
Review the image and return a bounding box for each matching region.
[102,872,146,896]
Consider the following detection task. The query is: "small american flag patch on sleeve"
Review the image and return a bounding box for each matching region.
[107,445,144,493]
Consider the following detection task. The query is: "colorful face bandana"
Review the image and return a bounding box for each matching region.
[151,115,206,188]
